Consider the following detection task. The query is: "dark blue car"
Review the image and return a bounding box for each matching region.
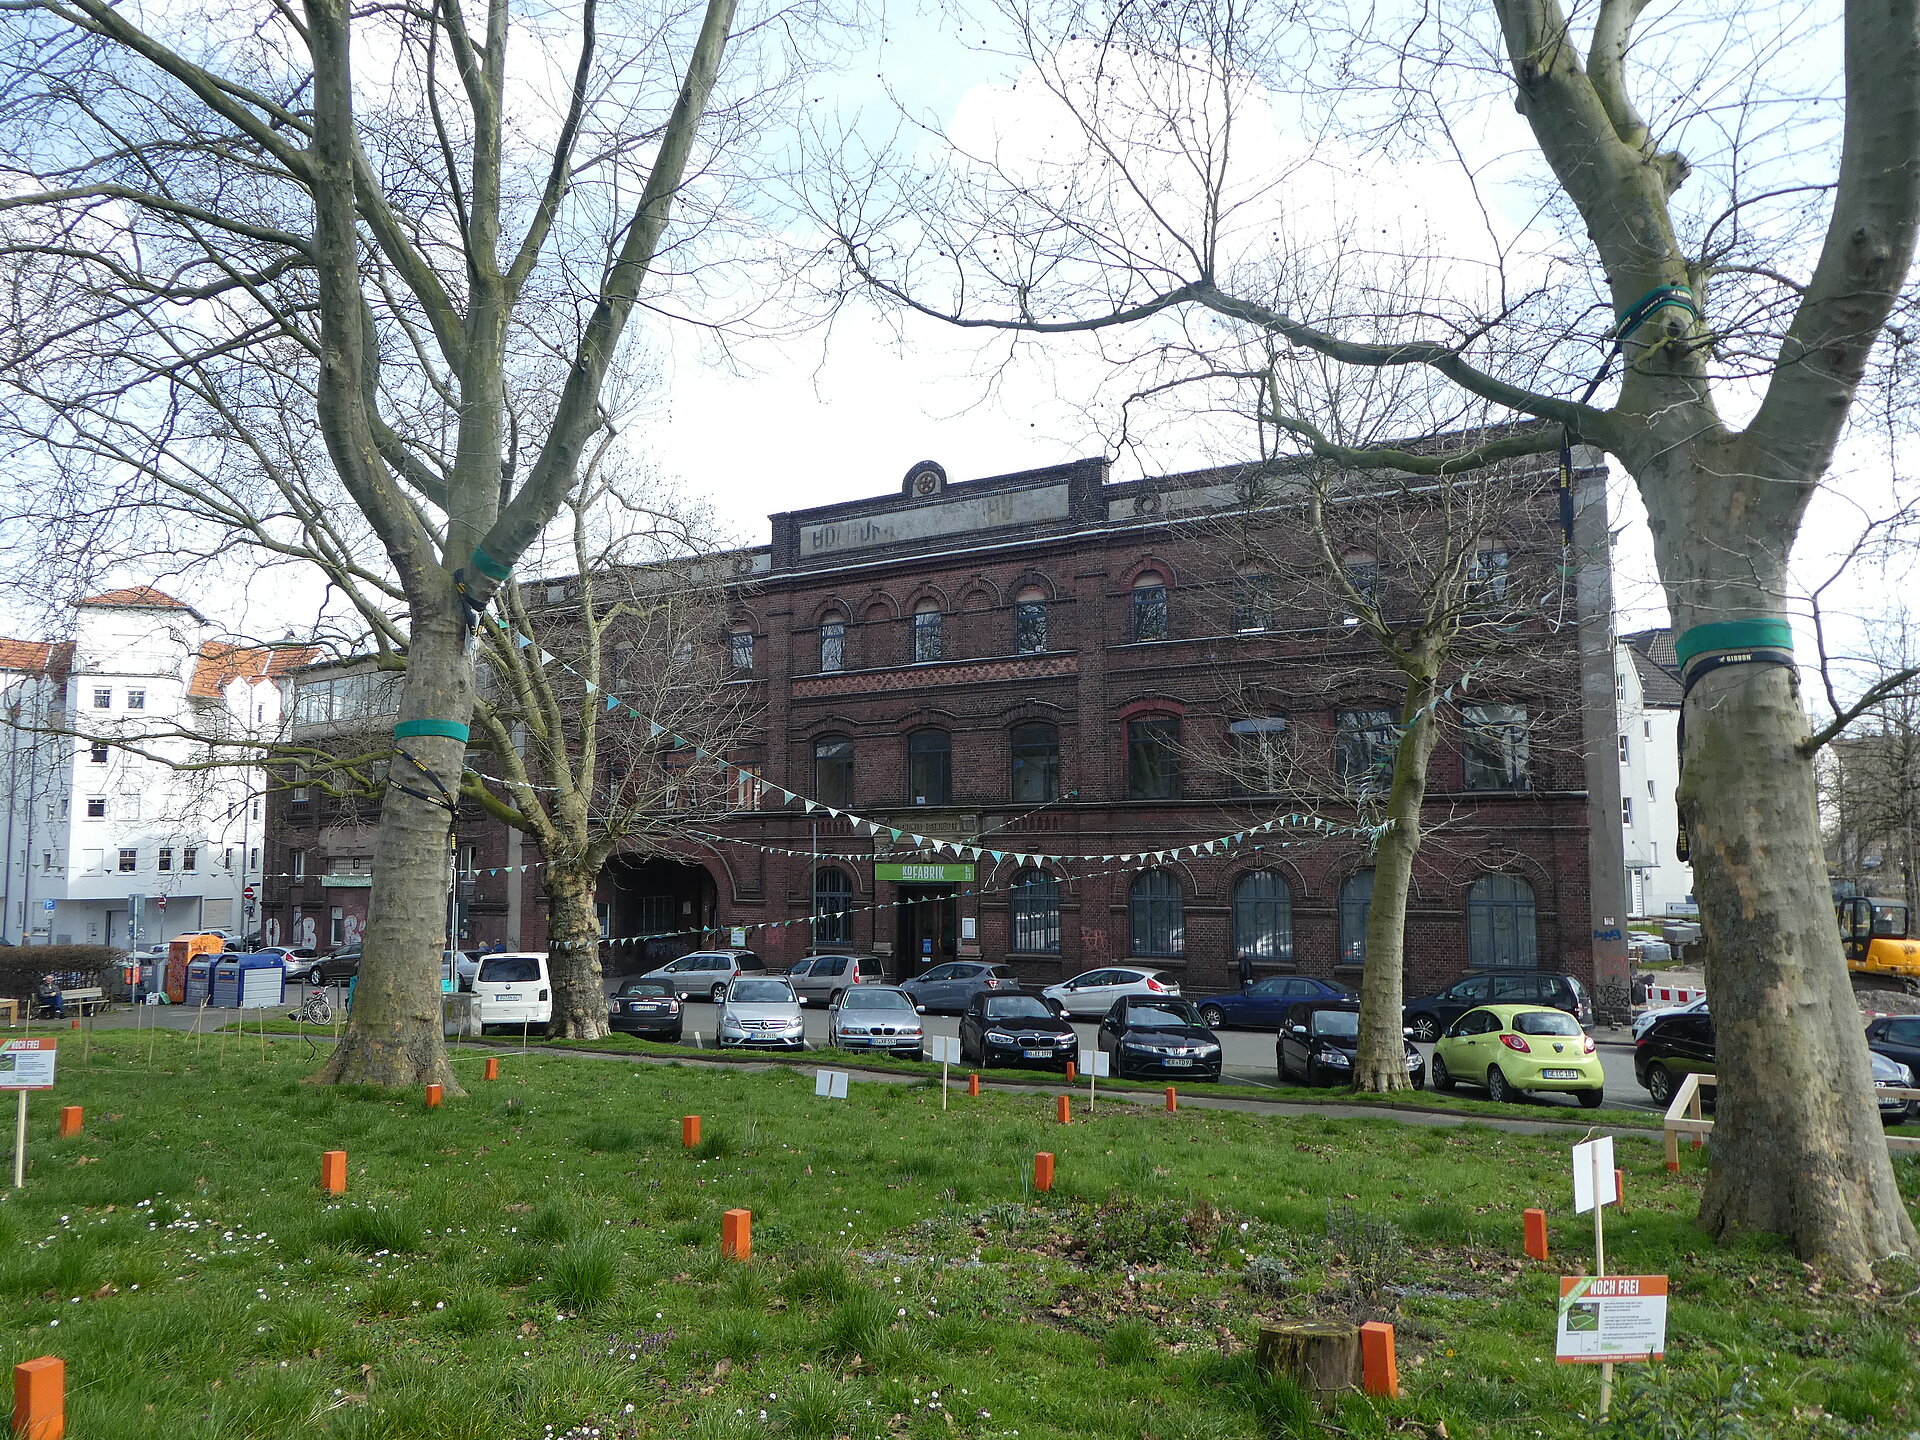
[1192,975,1356,1030]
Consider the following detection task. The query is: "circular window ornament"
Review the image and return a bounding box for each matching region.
[1134,493,1161,516]
[902,460,947,496]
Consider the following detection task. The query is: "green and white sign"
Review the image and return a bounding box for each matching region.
[876,862,975,884]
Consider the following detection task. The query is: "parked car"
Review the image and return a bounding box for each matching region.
[1402,971,1591,1042]
[607,978,683,1042]
[637,949,766,1002]
[1639,1012,1916,1124]
[784,953,888,1006]
[1193,975,1356,1030]
[472,951,552,1034]
[1043,966,1180,1018]
[958,990,1080,1071]
[1095,995,1223,1081]
[896,961,1019,1015]
[304,946,361,986]
[1276,1000,1424,1088]
[827,986,926,1060]
[259,945,321,979]
[716,975,806,1050]
[1431,1004,1605,1107]
[1864,1013,1920,1075]
[1632,992,1707,1039]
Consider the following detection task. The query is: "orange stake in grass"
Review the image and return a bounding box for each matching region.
[721,1208,752,1260]
[682,1115,701,1148]
[484,1056,499,1081]
[321,1150,347,1195]
[1064,1061,1076,1083]
[1164,1087,1177,1113]
[1033,1152,1055,1193]
[1359,1322,1399,1398]
[967,1073,980,1097]
[1522,1207,1549,1262]
[424,1083,444,1109]
[57,1107,81,1139]
[1055,1094,1071,1124]
[13,1355,64,1440]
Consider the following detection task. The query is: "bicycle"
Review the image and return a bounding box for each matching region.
[293,989,334,1025]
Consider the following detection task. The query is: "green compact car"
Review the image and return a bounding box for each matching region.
[1430,1004,1605,1108]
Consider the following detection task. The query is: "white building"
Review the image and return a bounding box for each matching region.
[0,588,314,948]
[1615,627,1695,918]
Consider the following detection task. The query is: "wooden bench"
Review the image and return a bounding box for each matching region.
[36,987,106,1019]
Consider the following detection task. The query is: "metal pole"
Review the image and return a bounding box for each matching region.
[1594,1144,1613,1418]
[12,1089,26,1188]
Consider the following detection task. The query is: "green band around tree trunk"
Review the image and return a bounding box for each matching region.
[393,719,471,743]
[1672,619,1795,670]
[467,546,512,582]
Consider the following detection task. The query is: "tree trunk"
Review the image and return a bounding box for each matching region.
[311,610,468,1092]
[1651,462,1918,1283]
[1353,665,1440,1093]
[546,862,611,1040]
[1254,1322,1361,1402]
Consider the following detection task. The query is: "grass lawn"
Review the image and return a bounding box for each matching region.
[3,1029,1916,1439]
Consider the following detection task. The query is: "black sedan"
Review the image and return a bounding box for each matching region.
[607,979,683,1042]
[304,947,361,986]
[1276,1001,1424,1088]
[1191,975,1356,1030]
[958,991,1079,1071]
[1096,996,1223,1081]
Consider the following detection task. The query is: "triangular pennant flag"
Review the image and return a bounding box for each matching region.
[648,721,664,737]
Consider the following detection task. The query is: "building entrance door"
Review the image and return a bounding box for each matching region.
[894,885,957,978]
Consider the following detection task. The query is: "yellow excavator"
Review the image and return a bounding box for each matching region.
[1838,896,1920,992]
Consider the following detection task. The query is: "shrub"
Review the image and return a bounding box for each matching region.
[544,1235,623,1308]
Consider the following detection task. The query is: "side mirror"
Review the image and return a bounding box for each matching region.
[1290,1024,1308,1035]
[915,1005,928,1015]
[1402,1026,1416,1038]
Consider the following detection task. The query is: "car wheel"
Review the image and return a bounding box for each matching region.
[1275,1045,1291,1082]
[307,968,324,987]
[710,983,727,1003]
[1577,1087,1605,1109]
[1430,1053,1454,1091]
[1644,1064,1675,1107]
[1200,1004,1226,1028]
[1486,1067,1517,1104]
[668,1029,683,1045]
[906,1049,924,1064]
[830,989,845,1005]
[1304,1059,1323,1088]
[1408,1014,1440,1043]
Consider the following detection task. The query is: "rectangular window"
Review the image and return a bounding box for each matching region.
[1335,710,1397,795]
[126,688,145,710]
[1234,573,1274,632]
[330,907,346,947]
[814,738,854,808]
[85,798,107,819]
[183,847,197,871]
[730,631,754,670]
[249,847,259,871]
[1643,719,1652,741]
[1127,717,1180,800]
[912,610,942,663]
[291,850,306,880]
[732,764,765,810]
[1131,585,1168,642]
[908,731,952,805]
[1618,734,1630,763]
[88,743,108,764]
[1615,674,1626,703]
[1622,798,1634,826]
[1009,724,1060,803]
[1014,601,1048,654]
[1462,704,1531,791]
[545,583,566,605]
[819,620,846,673]
[291,766,309,803]
[92,688,112,709]
[40,852,51,873]
[250,798,261,820]
[1466,548,1511,604]
[1647,780,1655,799]
[1229,717,1288,796]
[157,846,173,872]
[117,848,137,873]
[223,848,235,871]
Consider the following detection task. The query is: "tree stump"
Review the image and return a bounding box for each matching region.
[1255,1322,1362,1402]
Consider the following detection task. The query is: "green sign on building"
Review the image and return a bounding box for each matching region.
[875,862,975,884]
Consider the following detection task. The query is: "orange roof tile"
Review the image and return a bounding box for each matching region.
[0,639,56,672]
[188,642,322,699]
[77,586,193,610]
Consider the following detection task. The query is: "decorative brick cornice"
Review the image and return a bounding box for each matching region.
[793,653,1077,698]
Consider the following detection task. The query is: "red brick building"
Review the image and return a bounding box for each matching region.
[270,444,1629,1001]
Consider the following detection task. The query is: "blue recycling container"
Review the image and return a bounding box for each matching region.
[183,957,217,1007]
[213,953,286,1009]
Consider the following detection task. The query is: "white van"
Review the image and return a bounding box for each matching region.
[471,952,552,1033]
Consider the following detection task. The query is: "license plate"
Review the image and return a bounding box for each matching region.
[1543,1068,1581,1079]
[498,993,521,1001]
[1023,1049,1050,1059]
[1164,1057,1194,1068]
[628,1003,655,1013]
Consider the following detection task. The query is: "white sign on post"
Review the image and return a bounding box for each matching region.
[2,1039,56,1191]
[814,1069,849,1100]
[1087,1051,1110,1078]
[1573,1136,1618,1213]
[927,1035,961,1065]
[1556,1275,1669,1362]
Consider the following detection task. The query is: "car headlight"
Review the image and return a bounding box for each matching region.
[1317,1049,1352,1066]
[1900,1061,1916,1086]
[841,1024,868,1036]
[985,1030,1016,1045]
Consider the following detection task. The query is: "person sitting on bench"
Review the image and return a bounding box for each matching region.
[34,976,64,1020]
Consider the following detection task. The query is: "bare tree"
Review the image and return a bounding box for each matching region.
[0,0,803,1089]
[817,0,1920,1276]
[1819,610,1920,902]
[464,461,756,1038]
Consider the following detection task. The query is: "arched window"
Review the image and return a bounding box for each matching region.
[1010,721,1060,802]
[912,600,943,663]
[814,736,854,808]
[1129,869,1184,957]
[1233,871,1293,962]
[1014,585,1048,654]
[1127,715,1180,799]
[1468,874,1538,968]
[819,614,846,673]
[813,867,854,945]
[728,624,754,671]
[1339,870,1375,965]
[1131,572,1168,642]
[907,728,951,805]
[1010,868,1061,953]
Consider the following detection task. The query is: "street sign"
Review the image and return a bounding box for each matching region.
[154,896,167,911]
[242,885,256,900]
[1556,1276,1668,1362]
[40,900,53,913]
